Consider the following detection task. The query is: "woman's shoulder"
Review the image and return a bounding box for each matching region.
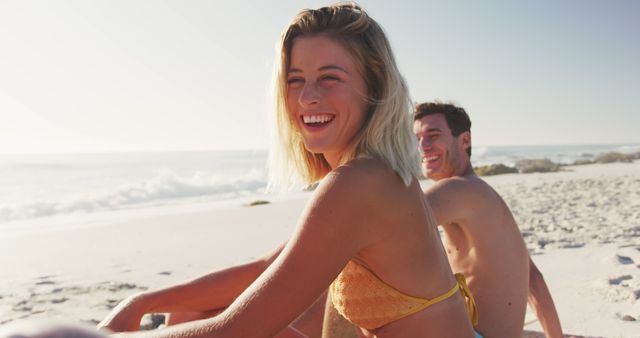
[315,157,414,212]
[329,157,407,188]
[305,158,412,244]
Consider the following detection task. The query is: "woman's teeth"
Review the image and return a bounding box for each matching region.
[303,115,334,124]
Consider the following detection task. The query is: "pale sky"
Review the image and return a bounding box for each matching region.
[1,0,638,154]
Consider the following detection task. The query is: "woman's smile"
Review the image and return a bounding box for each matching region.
[300,112,336,131]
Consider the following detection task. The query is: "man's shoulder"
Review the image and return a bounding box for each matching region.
[424,174,505,218]
[425,174,492,196]
[427,175,516,234]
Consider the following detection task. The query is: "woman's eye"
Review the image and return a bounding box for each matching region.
[287,78,304,86]
[320,75,340,82]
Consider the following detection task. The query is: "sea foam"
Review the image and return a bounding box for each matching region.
[0,168,266,222]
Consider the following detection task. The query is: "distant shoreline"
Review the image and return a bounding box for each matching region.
[474,150,640,176]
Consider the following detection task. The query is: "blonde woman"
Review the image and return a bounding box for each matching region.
[100,3,477,337]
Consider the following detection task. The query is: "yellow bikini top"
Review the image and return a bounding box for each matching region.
[330,260,478,330]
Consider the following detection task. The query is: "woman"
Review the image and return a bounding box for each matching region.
[101,3,476,337]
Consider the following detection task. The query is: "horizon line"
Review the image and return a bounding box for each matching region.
[1,142,639,156]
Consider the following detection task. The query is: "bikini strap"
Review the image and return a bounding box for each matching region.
[455,273,479,326]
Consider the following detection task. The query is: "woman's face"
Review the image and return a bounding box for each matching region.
[286,35,369,168]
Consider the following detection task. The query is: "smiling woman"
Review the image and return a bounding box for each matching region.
[99,3,477,338]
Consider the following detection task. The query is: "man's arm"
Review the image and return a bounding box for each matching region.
[528,257,564,338]
[99,242,286,332]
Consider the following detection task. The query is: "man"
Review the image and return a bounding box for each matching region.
[323,102,563,338]
[415,102,562,337]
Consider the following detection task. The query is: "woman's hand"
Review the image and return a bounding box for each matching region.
[98,293,148,333]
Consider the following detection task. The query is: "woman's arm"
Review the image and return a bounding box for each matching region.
[118,162,391,337]
[99,242,286,332]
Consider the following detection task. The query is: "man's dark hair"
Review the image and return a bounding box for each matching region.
[414,102,472,156]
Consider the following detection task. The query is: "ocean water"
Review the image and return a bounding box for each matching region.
[1,144,638,232]
[0,150,270,233]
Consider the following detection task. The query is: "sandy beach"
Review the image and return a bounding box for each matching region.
[1,160,639,337]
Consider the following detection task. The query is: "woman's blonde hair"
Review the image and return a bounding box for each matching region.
[268,2,420,191]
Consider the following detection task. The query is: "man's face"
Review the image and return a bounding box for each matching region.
[413,113,464,181]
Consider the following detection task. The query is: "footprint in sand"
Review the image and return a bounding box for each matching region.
[50,297,68,304]
[98,298,126,310]
[12,300,33,312]
[81,318,101,326]
[35,280,56,286]
[63,285,92,295]
[609,275,633,285]
[616,254,634,265]
[594,275,639,303]
[559,243,585,249]
[105,298,121,306]
[98,281,144,292]
[36,275,56,280]
[92,304,110,311]
[93,301,117,311]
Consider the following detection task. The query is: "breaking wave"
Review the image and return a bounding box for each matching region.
[0,168,267,222]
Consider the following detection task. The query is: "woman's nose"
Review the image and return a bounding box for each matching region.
[298,82,320,107]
